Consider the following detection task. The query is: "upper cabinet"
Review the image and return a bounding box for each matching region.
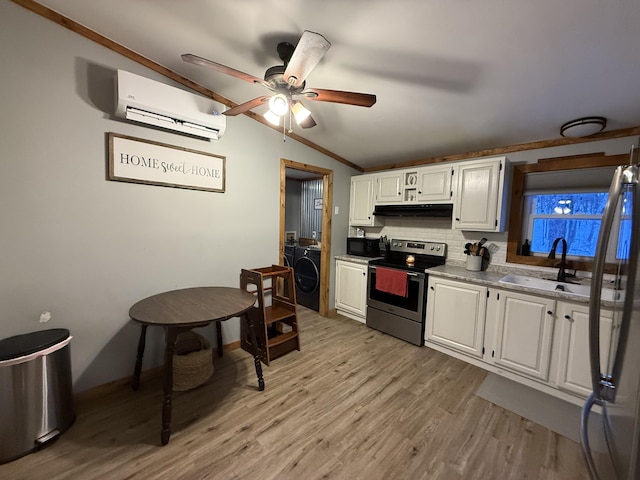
[404,166,455,203]
[349,156,509,231]
[349,174,381,226]
[375,171,403,204]
[453,157,508,232]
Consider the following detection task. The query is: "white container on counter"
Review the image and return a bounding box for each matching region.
[465,255,483,272]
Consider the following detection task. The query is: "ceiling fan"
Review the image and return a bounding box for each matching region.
[182,30,377,129]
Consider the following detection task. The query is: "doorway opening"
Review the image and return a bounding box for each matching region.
[280,158,333,316]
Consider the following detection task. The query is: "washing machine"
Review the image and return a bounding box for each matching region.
[284,245,295,268]
[293,246,320,311]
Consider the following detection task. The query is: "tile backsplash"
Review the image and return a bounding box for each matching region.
[370,217,508,264]
[356,217,584,279]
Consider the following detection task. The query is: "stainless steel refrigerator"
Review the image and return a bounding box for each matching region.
[581,148,640,479]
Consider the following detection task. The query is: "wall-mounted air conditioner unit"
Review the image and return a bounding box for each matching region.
[115,70,226,140]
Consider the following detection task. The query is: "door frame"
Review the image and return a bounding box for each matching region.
[280,158,333,317]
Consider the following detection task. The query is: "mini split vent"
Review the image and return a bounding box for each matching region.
[115,70,226,140]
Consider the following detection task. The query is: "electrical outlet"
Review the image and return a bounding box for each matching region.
[335,206,339,215]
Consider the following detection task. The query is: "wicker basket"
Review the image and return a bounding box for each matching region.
[172,331,213,391]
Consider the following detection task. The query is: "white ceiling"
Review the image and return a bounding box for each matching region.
[34,0,640,170]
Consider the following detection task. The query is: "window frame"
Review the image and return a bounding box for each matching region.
[522,190,608,260]
[506,153,628,274]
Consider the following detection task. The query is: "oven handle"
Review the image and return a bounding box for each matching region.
[368,266,424,278]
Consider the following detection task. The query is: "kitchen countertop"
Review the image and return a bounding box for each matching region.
[334,254,382,265]
[427,264,621,307]
[334,255,622,307]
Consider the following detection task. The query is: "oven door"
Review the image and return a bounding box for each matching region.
[367,265,425,322]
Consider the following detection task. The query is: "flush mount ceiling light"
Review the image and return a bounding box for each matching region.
[560,116,607,138]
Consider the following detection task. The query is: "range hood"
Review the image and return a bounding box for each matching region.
[373,204,453,217]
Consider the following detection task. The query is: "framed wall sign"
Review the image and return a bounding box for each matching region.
[108,132,225,192]
[314,198,323,210]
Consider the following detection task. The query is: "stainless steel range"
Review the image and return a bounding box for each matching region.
[367,239,446,345]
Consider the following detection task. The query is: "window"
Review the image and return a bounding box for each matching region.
[523,192,607,257]
[522,191,631,261]
[505,152,630,273]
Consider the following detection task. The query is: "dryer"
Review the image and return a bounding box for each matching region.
[293,246,320,311]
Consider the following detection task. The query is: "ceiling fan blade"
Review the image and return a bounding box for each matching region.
[182,53,270,88]
[283,31,331,88]
[301,88,377,107]
[223,96,270,116]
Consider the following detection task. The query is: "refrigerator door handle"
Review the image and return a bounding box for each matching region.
[588,166,624,401]
[581,393,602,480]
[609,165,640,398]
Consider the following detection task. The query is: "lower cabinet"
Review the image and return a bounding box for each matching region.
[425,277,487,358]
[492,290,556,381]
[335,260,368,322]
[425,275,612,401]
[554,302,614,397]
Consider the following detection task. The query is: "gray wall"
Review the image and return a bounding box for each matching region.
[284,179,302,235]
[0,2,357,392]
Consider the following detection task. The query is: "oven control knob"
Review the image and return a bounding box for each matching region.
[430,245,434,250]
[435,246,441,251]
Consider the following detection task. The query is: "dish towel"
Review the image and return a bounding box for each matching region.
[375,267,408,297]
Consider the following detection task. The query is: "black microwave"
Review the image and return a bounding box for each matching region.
[347,237,380,257]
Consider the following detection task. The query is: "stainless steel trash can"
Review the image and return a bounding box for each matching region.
[0,328,75,464]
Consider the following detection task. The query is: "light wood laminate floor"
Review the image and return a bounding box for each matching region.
[1,307,590,479]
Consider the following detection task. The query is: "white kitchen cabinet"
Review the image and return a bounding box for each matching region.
[416,165,455,203]
[349,174,380,226]
[425,277,487,358]
[398,166,454,203]
[554,301,615,397]
[453,157,508,232]
[491,289,556,381]
[375,171,403,204]
[335,260,368,322]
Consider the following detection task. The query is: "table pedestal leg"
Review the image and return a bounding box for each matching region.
[246,313,265,391]
[161,327,179,445]
[216,320,223,357]
[132,324,148,391]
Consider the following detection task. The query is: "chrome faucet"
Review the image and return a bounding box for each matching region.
[547,237,572,283]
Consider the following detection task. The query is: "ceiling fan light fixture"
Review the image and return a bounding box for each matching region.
[268,94,289,116]
[264,110,281,126]
[299,115,317,129]
[560,116,607,138]
[292,101,311,124]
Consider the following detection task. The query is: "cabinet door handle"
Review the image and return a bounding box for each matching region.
[363,272,366,276]
[418,191,422,194]
[564,315,571,320]
[430,286,435,291]
[547,310,553,315]
[455,218,460,221]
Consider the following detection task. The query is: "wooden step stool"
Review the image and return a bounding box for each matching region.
[240,265,300,365]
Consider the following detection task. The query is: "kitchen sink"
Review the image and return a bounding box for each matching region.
[498,274,622,302]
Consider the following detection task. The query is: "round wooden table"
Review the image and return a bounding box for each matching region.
[129,286,263,445]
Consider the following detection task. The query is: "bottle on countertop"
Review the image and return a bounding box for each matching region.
[522,239,531,256]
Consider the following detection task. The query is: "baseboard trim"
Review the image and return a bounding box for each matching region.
[74,341,241,404]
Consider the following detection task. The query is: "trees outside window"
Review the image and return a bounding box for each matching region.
[523,192,630,260]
